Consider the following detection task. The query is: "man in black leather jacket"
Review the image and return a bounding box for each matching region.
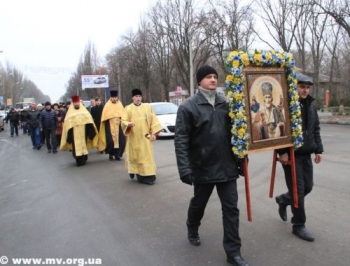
[275,73,324,242]
[174,65,249,266]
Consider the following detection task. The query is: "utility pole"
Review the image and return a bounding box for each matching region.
[117,63,122,103]
[189,40,194,96]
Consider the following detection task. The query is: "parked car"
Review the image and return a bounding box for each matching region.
[93,77,107,84]
[82,100,91,108]
[0,110,7,131]
[150,102,178,137]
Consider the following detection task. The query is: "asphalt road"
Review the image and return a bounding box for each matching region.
[0,124,349,266]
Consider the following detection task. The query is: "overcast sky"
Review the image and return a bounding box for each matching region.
[0,0,152,102]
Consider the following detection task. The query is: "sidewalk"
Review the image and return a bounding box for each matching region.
[318,111,350,125]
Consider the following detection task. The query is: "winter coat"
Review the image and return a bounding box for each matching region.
[296,95,323,155]
[90,105,103,130]
[26,109,41,128]
[5,111,20,124]
[174,91,239,183]
[40,109,58,130]
[277,95,323,156]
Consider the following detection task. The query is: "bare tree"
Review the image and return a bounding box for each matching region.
[148,2,175,101]
[207,0,256,70]
[159,0,211,93]
[254,0,308,52]
[293,1,314,72]
[121,22,154,102]
[313,0,350,37]
[64,41,102,101]
[306,8,329,101]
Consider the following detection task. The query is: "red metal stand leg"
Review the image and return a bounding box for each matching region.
[243,156,252,222]
[290,147,299,208]
[269,150,277,198]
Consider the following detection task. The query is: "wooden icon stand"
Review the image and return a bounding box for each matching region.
[269,146,299,208]
[243,145,298,222]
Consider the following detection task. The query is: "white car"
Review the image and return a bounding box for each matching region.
[93,77,107,84]
[0,110,6,131]
[150,102,178,137]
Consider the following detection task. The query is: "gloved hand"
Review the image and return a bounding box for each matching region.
[237,156,249,177]
[181,174,194,186]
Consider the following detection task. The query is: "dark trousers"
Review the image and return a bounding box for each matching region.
[187,180,241,257]
[44,128,57,151]
[56,134,62,147]
[279,154,313,226]
[22,121,27,134]
[41,130,45,144]
[10,122,19,136]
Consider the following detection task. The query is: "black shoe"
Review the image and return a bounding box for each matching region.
[37,145,41,150]
[109,155,114,161]
[53,150,57,154]
[188,233,201,246]
[47,150,52,153]
[129,174,135,179]
[292,226,315,242]
[275,196,287,222]
[227,255,249,266]
[141,180,154,185]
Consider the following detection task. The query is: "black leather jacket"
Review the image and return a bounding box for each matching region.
[5,111,20,124]
[277,95,323,156]
[174,91,239,183]
[296,95,323,155]
[26,109,41,128]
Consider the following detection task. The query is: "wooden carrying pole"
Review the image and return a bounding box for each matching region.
[269,147,298,208]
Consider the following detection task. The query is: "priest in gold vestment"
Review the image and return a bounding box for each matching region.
[122,89,162,185]
[98,90,127,161]
[60,95,98,166]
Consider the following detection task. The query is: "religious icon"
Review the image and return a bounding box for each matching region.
[243,67,293,152]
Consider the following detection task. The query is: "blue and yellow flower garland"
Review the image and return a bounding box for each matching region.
[225,49,303,158]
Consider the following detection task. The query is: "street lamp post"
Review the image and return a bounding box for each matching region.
[11,81,19,107]
[189,40,194,97]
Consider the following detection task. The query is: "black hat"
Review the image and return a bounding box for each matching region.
[196,65,218,84]
[110,90,118,97]
[132,89,142,97]
[296,73,313,85]
[45,101,51,106]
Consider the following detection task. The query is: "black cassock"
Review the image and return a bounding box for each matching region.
[67,123,96,166]
[104,122,125,160]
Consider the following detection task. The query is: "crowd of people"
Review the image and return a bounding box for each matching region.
[2,66,323,266]
[3,90,163,186]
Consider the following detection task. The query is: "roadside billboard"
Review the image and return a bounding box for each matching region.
[23,97,35,103]
[81,75,109,90]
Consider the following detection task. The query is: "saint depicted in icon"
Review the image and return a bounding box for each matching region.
[251,82,285,141]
